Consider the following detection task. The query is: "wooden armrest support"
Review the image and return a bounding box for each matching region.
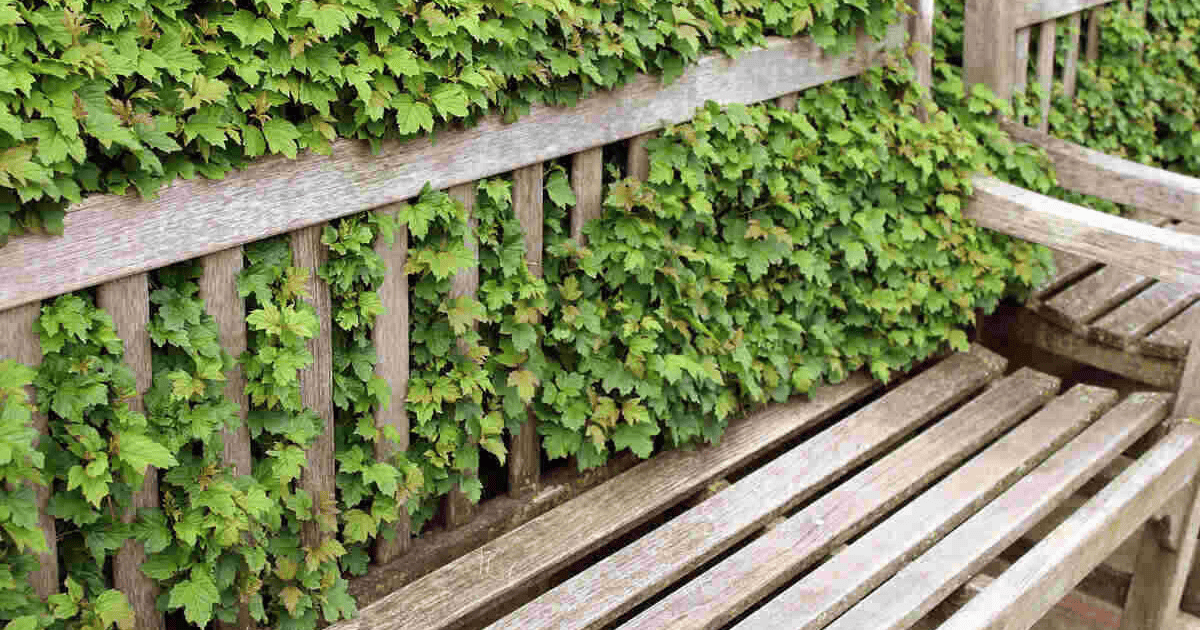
[966,175,1200,287]
[1000,120,1200,224]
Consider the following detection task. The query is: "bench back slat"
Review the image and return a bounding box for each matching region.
[1035,19,1057,132]
[372,214,411,563]
[570,149,605,246]
[443,182,481,528]
[509,164,545,499]
[290,225,338,550]
[0,302,58,600]
[199,247,254,477]
[100,273,165,630]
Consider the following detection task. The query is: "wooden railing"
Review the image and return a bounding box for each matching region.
[0,17,914,630]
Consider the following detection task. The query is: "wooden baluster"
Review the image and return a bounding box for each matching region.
[963,0,1016,103]
[199,248,253,477]
[1063,12,1083,100]
[0,302,58,599]
[510,164,543,498]
[627,134,653,182]
[444,183,479,527]
[1086,7,1103,62]
[1014,27,1032,107]
[774,94,798,112]
[290,226,336,551]
[99,274,164,630]
[906,0,934,121]
[571,148,604,246]
[1036,19,1057,133]
[372,210,411,561]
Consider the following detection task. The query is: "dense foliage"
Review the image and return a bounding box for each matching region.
[0,0,901,245]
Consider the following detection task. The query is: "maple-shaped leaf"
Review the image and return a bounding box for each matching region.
[546,170,577,207]
[431,83,469,119]
[262,118,301,159]
[393,95,434,135]
[246,303,283,336]
[117,432,178,472]
[168,570,220,627]
[181,75,230,111]
[279,585,305,617]
[507,369,538,403]
[342,509,376,543]
[444,296,485,334]
[612,421,658,458]
[95,589,136,630]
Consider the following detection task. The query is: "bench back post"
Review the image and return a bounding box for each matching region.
[963,0,1017,103]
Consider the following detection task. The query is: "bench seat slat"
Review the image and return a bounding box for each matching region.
[823,390,1172,630]
[1032,210,1168,302]
[492,348,1007,630]
[736,383,1120,630]
[1142,301,1200,359]
[619,367,1060,630]
[940,421,1200,630]
[1092,280,1200,348]
[331,368,884,629]
[1040,265,1155,329]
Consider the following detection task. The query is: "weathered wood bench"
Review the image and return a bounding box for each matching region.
[335,342,1200,630]
[960,0,1200,390]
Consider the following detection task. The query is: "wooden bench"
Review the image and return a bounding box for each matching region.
[334,343,1200,630]
[959,0,1200,390]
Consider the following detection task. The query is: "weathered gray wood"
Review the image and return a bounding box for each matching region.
[570,149,604,246]
[938,422,1200,630]
[996,305,1181,389]
[621,367,1059,630]
[1015,27,1033,99]
[372,212,410,563]
[509,164,542,498]
[1002,121,1200,223]
[907,0,934,103]
[99,274,164,630]
[1174,312,1200,418]
[0,302,57,598]
[444,182,478,528]
[963,0,1017,102]
[1034,250,1097,299]
[1142,302,1200,360]
[0,26,906,314]
[965,176,1200,287]
[495,348,1007,630]
[1019,0,1119,29]
[627,134,652,182]
[1121,476,1200,630]
[1093,282,1200,349]
[198,248,253,477]
[774,93,798,111]
[736,384,1118,630]
[329,371,883,630]
[826,391,1173,630]
[289,226,337,550]
[1041,265,1155,331]
[1063,12,1083,98]
[1086,7,1103,61]
[1036,19,1057,132]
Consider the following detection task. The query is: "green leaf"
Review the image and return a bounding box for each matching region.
[168,570,220,627]
[95,590,136,630]
[507,370,538,403]
[546,170,577,207]
[117,433,178,472]
[262,119,301,159]
[612,421,659,458]
[431,83,469,119]
[393,95,435,135]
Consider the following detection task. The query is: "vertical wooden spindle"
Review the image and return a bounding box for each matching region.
[509,164,543,498]
[627,134,653,182]
[906,0,934,120]
[444,183,478,527]
[99,273,164,630]
[1063,12,1083,99]
[1036,19,1057,133]
[289,226,336,551]
[0,302,58,599]
[1014,27,1032,100]
[1086,7,1103,61]
[963,0,1017,103]
[372,210,411,562]
[774,94,798,112]
[571,149,604,246]
[198,248,257,630]
[199,248,253,477]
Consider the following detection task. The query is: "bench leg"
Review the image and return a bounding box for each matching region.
[1121,476,1200,630]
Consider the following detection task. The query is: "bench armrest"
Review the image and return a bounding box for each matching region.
[966,175,1200,287]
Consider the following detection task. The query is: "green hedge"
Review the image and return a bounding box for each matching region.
[0,0,898,245]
